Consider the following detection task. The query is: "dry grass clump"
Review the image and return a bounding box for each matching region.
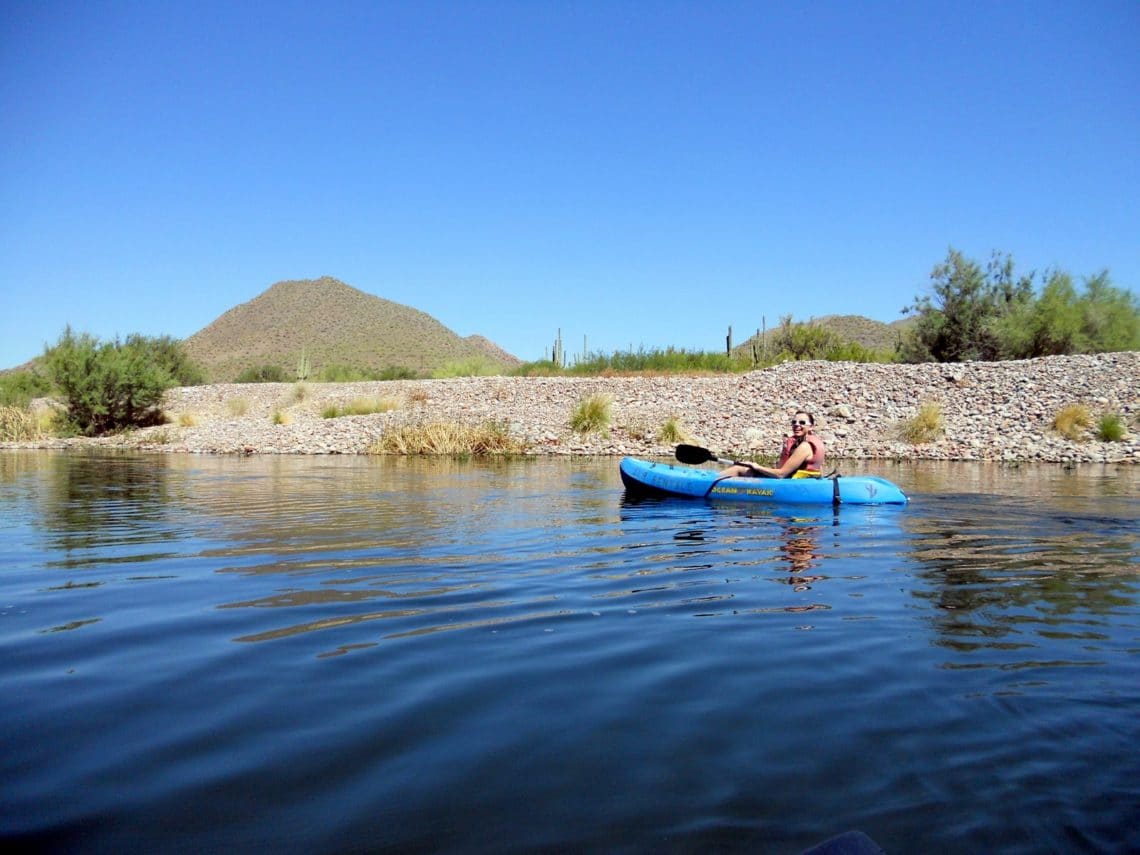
[226,398,250,417]
[177,412,200,427]
[408,388,429,405]
[291,382,310,403]
[569,393,613,435]
[0,406,54,441]
[897,401,944,444]
[1053,404,1092,440]
[623,422,651,441]
[272,410,292,426]
[657,416,690,444]
[322,396,401,419]
[369,420,526,455]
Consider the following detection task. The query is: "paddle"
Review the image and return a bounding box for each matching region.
[675,444,754,469]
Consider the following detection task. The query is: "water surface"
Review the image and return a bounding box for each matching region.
[1,452,1137,853]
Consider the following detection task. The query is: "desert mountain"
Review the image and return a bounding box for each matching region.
[183,277,520,381]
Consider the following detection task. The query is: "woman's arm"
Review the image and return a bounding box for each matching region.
[750,441,812,478]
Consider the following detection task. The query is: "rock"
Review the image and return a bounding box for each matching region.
[5,353,1138,464]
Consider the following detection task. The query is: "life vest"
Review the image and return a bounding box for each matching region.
[778,434,825,475]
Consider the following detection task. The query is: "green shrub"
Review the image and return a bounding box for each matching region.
[44,327,181,435]
[570,393,613,435]
[322,397,400,418]
[0,370,53,407]
[378,365,419,380]
[236,364,288,383]
[316,364,387,382]
[431,357,500,378]
[509,360,564,377]
[1053,404,1092,440]
[1096,413,1125,442]
[130,334,206,386]
[569,347,752,375]
[897,401,944,444]
[657,416,690,444]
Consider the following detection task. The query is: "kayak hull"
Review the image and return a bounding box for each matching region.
[620,457,908,505]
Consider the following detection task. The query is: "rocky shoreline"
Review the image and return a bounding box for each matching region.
[7,352,1138,464]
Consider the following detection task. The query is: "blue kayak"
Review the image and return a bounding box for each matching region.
[620,457,908,505]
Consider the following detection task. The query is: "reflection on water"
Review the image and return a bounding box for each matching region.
[0,450,1137,854]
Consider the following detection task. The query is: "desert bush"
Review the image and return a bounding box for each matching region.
[322,397,400,418]
[236,364,287,383]
[291,382,310,403]
[226,398,250,417]
[378,366,419,380]
[272,410,292,425]
[1096,413,1125,442]
[569,347,752,375]
[146,428,173,445]
[0,370,53,407]
[1053,404,1092,440]
[407,388,429,405]
[431,358,500,378]
[897,401,944,444]
[44,327,182,435]
[657,416,690,444]
[510,360,564,377]
[369,420,526,455]
[132,334,206,386]
[316,364,388,382]
[177,412,199,427]
[570,394,613,435]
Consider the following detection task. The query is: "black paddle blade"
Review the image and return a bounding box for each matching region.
[675,444,716,465]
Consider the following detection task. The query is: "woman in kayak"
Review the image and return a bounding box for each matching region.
[721,411,825,479]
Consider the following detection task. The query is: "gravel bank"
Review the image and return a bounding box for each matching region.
[9,353,1139,464]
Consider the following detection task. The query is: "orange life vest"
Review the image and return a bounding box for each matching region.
[778,434,825,474]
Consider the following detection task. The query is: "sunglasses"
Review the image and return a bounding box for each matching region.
[790,419,810,426]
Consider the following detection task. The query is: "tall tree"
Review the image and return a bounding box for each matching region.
[900,249,1032,363]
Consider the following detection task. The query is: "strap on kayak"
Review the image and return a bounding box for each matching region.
[824,469,842,506]
[703,474,735,498]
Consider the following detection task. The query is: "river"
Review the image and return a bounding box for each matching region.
[1,451,1136,853]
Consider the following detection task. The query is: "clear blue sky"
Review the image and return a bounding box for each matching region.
[2,0,1137,369]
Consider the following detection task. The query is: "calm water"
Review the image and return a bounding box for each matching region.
[1,451,1137,854]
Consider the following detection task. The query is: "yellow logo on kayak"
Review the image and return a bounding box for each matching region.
[711,486,774,497]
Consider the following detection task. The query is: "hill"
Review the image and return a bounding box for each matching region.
[183,277,521,381]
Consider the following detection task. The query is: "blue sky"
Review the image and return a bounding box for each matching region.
[2,0,1137,369]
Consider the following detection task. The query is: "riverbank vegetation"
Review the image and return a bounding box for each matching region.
[901,249,1139,363]
[322,396,401,418]
[896,402,945,444]
[369,420,526,455]
[1052,404,1093,441]
[42,328,203,435]
[2,248,1137,438]
[569,394,613,435]
[0,406,55,441]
